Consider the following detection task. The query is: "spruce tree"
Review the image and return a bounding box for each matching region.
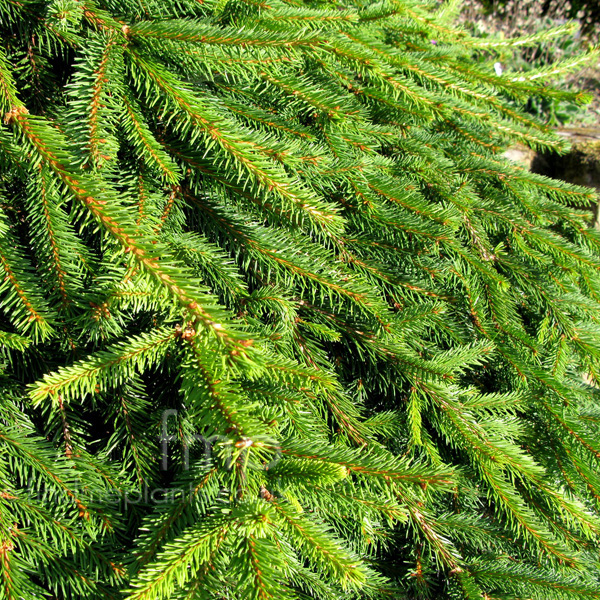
[1,0,600,598]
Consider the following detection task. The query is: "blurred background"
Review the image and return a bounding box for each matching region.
[460,0,600,127]
[458,0,600,222]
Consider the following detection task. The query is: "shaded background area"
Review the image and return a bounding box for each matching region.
[460,0,600,126]
[459,0,600,227]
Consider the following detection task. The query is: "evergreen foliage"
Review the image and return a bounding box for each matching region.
[1,0,600,598]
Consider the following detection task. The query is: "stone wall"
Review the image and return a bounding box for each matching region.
[505,128,600,228]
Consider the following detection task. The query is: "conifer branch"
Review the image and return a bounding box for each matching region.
[2,1,600,597]
[28,327,178,405]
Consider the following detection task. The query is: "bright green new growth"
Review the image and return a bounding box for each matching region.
[1,0,600,598]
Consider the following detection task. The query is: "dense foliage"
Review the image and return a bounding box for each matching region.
[1,0,600,598]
